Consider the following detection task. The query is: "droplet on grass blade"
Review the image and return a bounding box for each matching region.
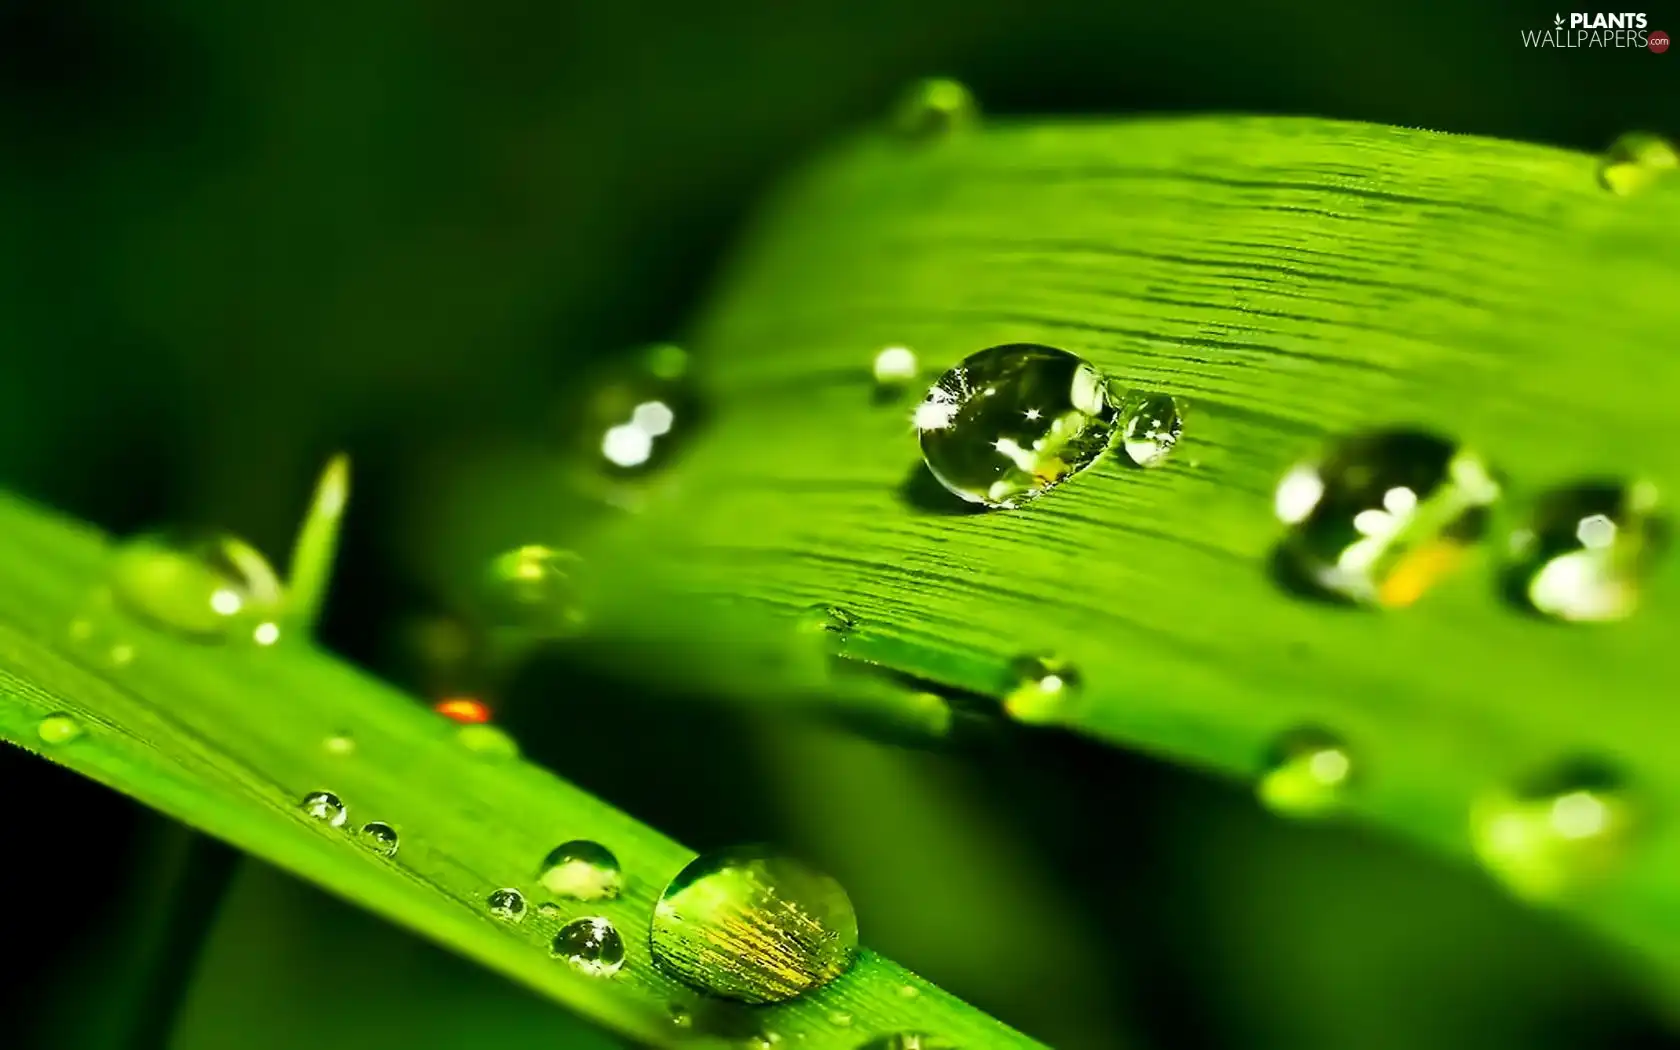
[1597,131,1677,195]
[891,77,978,140]
[300,791,347,827]
[483,545,587,637]
[1471,759,1635,901]
[36,713,83,745]
[1119,393,1185,468]
[538,840,623,901]
[1503,480,1667,623]
[110,530,285,644]
[552,916,625,976]
[1257,726,1355,818]
[857,1035,955,1050]
[1002,654,1082,725]
[358,822,399,857]
[487,888,528,921]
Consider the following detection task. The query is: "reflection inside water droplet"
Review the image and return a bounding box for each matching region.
[1504,480,1667,623]
[552,916,625,976]
[891,77,978,140]
[1120,394,1185,468]
[538,840,623,901]
[359,821,399,856]
[1597,131,1678,195]
[1471,759,1634,901]
[110,530,285,644]
[300,791,347,827]
[916,344,1118,509]
[1257,727,1355,818]
[486,888,527,921]
[1002,653,1082,725]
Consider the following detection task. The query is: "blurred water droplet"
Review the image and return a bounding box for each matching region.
[799,604,858,638]
[892,78,978,140]
[110,530,286,644]
[536,902,562,918]
[552,916,625,976]
[36,713,83,745]
[747,1033,783,1049]
[456,723,520,759]
[300,791,347,827]
[358,821,399,857]
[898,985,921,999]
[433,697,493,724]
[323,732,355,756]
[649,845,859,1003]
[483,545,587,637]
[572,343,699,479]
[872,346,920,396]
[1597,131,1677,195]
[916,344,1118,509]
[829,1011,854,1027]
[1002,654,1081,725]
[486,888,527,921]
[1472,760,1634,901]
[1257,727,1355,818]
[858,1035,953,1050]
[669,1004,693,1028]
[538,840,623,901]
[1504,481,1667,622]
[108,643,136,667]
[1119,394,1185,468]
[1274,429,1499,607]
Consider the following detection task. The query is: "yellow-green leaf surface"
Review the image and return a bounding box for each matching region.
[0,492,1038,1049]
[579,115,1680,998]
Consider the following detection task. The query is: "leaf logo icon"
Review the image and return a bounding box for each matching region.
[1554,13,1565,25]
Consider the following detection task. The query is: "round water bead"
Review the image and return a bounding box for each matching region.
[486,888,528,922]
[649,845,859,1004]
[891,78,978,140]
[1597,131,1677,196]
[456,723,521,759]
[110,530,286,643]
[872,346,920,395]
[915,344,1118,509]
[552,917,625,976]
[857,1035,956,1050]
[1256,726,1355,818]
[1503,480,1667,623]
[1002,654,1082,725]
[483,545,587,637]
[1274,429,1500,607]
[300,791,347,827]
[358,821,399,857]
[1119,394,1185,468]
[1471,759,1635,901]
[538,840,624,901]
[37,713,84,745]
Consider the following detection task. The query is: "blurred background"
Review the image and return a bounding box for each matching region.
[1,0,1675,1047]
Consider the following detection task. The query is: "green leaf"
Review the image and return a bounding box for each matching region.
[0,491,1037,1049]
[575,115,1680,995]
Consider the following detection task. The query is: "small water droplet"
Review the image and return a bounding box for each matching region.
[538,840,624,900]
[858,1035,953,1050]
[1119,394,1185,468]
[747,1033,784,1049]
[358,821,399,856]
[1257,727,1355,818]
[669,1004,694,1028]
[1002,654,1081,725]
[1597,131,1677,195]
[1471,759,1634,901]
[873,346,920,396]
[829,1011,854,1027]
[898,985,921,999]
[300,791,347,827]
[551,916,625,976]
[456,723,520,759]
[36,713,83,745]
[891,78,978,140]
[572,343,699,477]
[1274,429,1500,607]
[916,344,1118,509]
[108,643,136,667]
[323,732,356,756]
[649,845,859,1003]
[1503,481,1667,623]
[536,902,563,918]
[110,530,286,644]
[486,888,528,921]
[799,604,859,638]
[484,545,587,637]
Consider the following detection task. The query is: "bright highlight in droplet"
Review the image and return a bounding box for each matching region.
[873,346,918,384]
[602,423,653,467]
[210,588,243,616]
[632,400,675,437]
[253,622,281,646]
[1274,465,1325,524]
[1550,790,1611,839]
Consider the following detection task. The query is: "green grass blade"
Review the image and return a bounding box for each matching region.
[574,115,1680,997]
[0,491,1038,1049]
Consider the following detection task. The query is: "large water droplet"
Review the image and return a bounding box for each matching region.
[300,791,347,827]
[1002,654,1081,725]
[649,845,859,1003]
[857,1035,956,1050]
[574,343,698,476]
[1274,429,1500,607]
[37,713,84,745]
[552,916,625,976]
[916,344,1118,509]
[486,888,528,922]
[892,78,978,141]
[538,840,623,901]
[1119,394,1185,468]
[484,545,587,636]
[1597,131,1677,196]
[1257,727,1355,818]
[1471,760,1634,901]
[359,822,399,857]
[111,530,286,644]
[1504,481,1666,622]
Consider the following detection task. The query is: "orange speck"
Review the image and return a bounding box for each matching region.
[1379,542,1467,608]
[433,697,492,724]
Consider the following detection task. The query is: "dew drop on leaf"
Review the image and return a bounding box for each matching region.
[538,840,623,901]
[358,821,399,857]
[829,1011,854,1027]
[1002,654,1081,725]
[456,723,520,759]
[669,1004,693,1028]
[486,888,528,922]
[36,713,83,745]
[649,845,859,1003]
[857,1034,954,1049]
[1471,759,1635,901]
[483,545,587,637]
[1257,726,1355,818]
[872,346,920,396]
[300,791,347,827]
[570,343,699,478]
[916,344,1118,509]
[891,77,978,141]
[537,902,562,918]
[551,916,625,976]
[1273,429,1500,607]
[1597,131,1677,196]
[1503,480,1667,623]
[323,732,355,756]
[1119,393,1185,468]
[110,530,286,644]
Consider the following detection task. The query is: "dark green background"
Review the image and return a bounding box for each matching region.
[1,1,1673,1047]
